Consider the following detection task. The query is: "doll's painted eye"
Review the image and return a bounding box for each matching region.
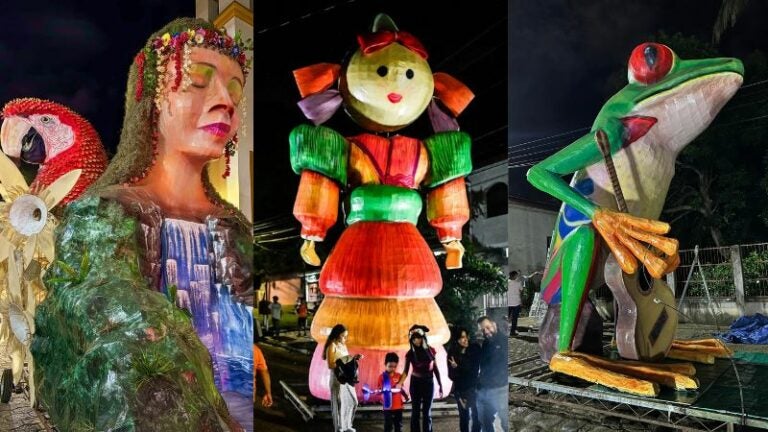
[406,69,414,79]
[377,66,388,77]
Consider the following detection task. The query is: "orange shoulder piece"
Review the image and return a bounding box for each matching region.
[433,72,475,117]
[293,63,341,98]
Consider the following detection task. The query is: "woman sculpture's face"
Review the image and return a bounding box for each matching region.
[157,47,244,160]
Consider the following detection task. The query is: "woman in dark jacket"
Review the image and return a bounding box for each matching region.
[447,327,481,432]
[400,325,443,432]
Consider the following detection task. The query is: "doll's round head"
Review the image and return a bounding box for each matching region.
[340,14,433,132]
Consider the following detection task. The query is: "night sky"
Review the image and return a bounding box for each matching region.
[253,0,508,224]
[508,0,768,206]
[0,1,195,155]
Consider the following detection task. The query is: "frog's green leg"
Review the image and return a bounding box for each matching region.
[558,223,597,352]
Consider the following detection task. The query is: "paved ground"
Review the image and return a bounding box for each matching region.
[0,339,49,432]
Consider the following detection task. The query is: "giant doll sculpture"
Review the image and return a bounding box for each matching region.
[30,18,253,431]
[527,43,743,396]
[290,14,474,399]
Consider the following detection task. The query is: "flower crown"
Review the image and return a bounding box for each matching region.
[134,27,253,108]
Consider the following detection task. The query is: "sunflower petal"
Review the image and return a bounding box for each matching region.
[40,170,81,209]
[23,236,37,269]
[0,152,28,198]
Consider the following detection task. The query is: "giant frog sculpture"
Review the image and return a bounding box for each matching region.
[527,42,744,396]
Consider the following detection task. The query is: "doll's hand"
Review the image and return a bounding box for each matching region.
[443,240,465,270]
[592,209,679,278]
[300,239,322,266]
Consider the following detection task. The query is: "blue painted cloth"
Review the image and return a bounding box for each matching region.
[719,313,768,344]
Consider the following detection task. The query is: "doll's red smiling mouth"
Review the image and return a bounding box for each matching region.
[387,93,402,103]
[200,123,231,137]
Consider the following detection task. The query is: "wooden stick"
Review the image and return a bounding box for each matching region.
[551,353,659,397]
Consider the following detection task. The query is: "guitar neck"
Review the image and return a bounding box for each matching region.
[595,130,628,213]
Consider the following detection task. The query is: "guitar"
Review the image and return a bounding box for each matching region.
[595,130,678,361]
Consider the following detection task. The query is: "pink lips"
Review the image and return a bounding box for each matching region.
[201,122,231,137]
[387,93,402,103]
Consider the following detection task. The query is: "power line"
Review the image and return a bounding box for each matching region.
[255,0,359,35]
[435,15,507,70]
[507,127,590,150]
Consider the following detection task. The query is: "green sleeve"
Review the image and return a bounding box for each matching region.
[289,124,349,184]
[31,197,233,431]
[423,131,473,188]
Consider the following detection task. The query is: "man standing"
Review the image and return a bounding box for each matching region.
[475,316,508,432]
[258,294,271,333]
[269,296,282,338]
[507,271,522,336]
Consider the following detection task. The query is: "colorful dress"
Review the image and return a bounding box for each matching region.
[290,125,472,399]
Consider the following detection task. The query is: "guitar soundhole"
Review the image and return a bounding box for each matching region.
[638,266,653,294]
[649,308,668,347]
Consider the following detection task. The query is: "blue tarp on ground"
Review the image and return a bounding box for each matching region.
[719,313,768,344]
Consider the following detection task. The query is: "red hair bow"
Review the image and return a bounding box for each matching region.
[356,31,428,59]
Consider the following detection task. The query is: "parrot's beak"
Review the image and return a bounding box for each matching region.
[0,116,30,160]
[0,117,46,165]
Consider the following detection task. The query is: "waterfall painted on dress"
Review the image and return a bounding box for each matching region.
[161,218,253,398]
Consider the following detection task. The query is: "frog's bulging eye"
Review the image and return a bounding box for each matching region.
[377,66,388,77]
[628,43,674,85]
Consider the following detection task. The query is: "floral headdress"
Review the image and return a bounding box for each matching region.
[134,27,253,110]
[92,18,251,229]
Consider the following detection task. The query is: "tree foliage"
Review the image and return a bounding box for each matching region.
[435,241,507,332]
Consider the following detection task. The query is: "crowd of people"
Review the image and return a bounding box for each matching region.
[254,292,518,432]
[313,317,509,432]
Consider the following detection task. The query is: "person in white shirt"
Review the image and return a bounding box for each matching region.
[507,271,522,337]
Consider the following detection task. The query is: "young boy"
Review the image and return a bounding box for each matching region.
[377,352,406,432]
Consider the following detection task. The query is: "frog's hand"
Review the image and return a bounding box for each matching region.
[593,209,680,278]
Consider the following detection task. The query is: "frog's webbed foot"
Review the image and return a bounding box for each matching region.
[593,209,680,278]
[667,338,732,364]
[550,351,698,397]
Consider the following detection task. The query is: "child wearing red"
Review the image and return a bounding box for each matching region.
[378,352,406,432]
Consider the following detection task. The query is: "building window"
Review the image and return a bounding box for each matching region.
[485,182,508,217]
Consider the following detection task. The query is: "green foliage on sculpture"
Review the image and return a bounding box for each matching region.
[436,241,507,332]
[31,197,234,431]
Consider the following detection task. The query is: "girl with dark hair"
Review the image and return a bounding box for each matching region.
[400,324,444,432]
[447,328,481,432]
[324,324,363,432]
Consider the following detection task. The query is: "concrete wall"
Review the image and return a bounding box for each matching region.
[507,200,558,274]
